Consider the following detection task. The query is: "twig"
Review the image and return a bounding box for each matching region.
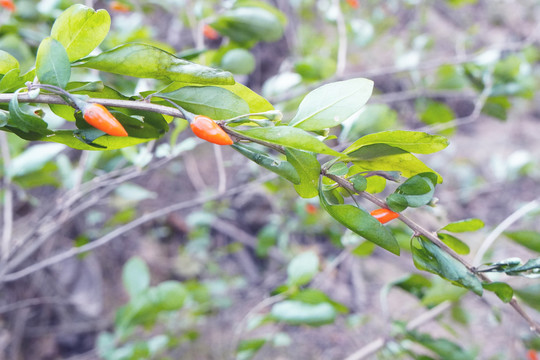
[213,145,227,194]
[343,301,452,360]
[0,132,13,261]
[0,297,74,314]
[0,175,273,283]
[0,94,187,119]
[333,0,348,77]
[473,198,540,265]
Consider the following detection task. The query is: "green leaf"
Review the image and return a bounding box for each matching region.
[319,179,400,255]
[232,143,300,184]
[42,130,152,150]
[441,219,485,233]
[482,96,511,121]
[421,278,468,307]
[234,126,341,156]
[50,4,111,62]
[159,81,273,114]
[237,339,266,360]
[220,48,256,75]
[482,282,513,303]
[8,91,52,135]
[412,237,482,296]
[287,251,319,286]
[153,281,187,311]
[346,144,443,183]
[389,273,432,300]
[289,78,374,131]
[8,143,65,178]
[75,43,234,85]
[289,289,348,313]
[270,300,336,326]
[285,148,321,198]
[0,50,19,74]
[344,130,449,155]
[505,257,540,276]
[35,37,71,89]
[405,330,475,360]
[438,233,470,255]
[387,172,437,211]
[211,6,285,44]
[515,284,540,312]
[156,86,249,120]
[0,69,21,94]
[504,230,540,253]
[349,174,367,192]
[122,257,151,299]
[418,100,456,135]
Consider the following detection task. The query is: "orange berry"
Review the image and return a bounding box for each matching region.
[203,24,219,40]
[110,1,131,13]
[190,115,233,145]
[83,103,128,137]
[370,208,399,224]
[346,0,359,8]
[0,0,16,12]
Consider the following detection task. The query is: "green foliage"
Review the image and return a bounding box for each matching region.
[412,237,482,296]
[75,43,235,85]
[51,4,111,62]
[35,37,71,89]
[504,230,540,253]
[289,78,374,131]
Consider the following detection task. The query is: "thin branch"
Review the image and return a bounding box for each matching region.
[0,94,187,119]
[213,145,227,194]
[333,0,348,77]
[0,175,273,283]
[343,301,452,360]
[0,132,13,261]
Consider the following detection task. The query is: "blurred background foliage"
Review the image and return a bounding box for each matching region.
[1,0,540,359]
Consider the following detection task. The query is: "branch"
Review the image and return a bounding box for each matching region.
[344,301,452,360]
[0,174,274,283]
[0,93,187,119]
[0,132,13,262]
[322,172,540,336]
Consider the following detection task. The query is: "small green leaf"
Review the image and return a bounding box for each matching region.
[405,329,475,360]
[441,219,485,233]
[412,237,482,296]
[504,230,540,253]
[8,90,52,135]
[270,300,336,326]
[211,6,285,43]
[8,143,65,178]
[389,273,432,300]
[388,172,437,209]
[344,130,449,155]
[36,37,71,89]
[289,78,374,131]
[75,43,234,85]
[319,179,400,255]
[505,257,540,276]
[235,126,341,156]
[51,4,111,62]
[122,257,151,299]
[220,48,256,75]
[156,86,249,120]
[349,174,367,192]
[438,233,470,255]
[232,143,300,184]
[482,282,513,303]
[285,148,321,198]
[287,251,319,286]
[237,338,266,360]
[0,50,19,74]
